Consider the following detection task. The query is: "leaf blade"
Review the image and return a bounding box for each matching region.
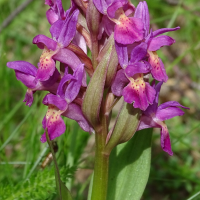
[107,129,153,200]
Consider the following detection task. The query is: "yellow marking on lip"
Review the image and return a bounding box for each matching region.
[39,46,58,68]
[148,50,160,70]
[46,105,63,124]
[129,74,146,91]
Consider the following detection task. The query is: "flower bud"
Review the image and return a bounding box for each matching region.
[86,0,101,36]
[82,44,113,128]
[104,101,141,154]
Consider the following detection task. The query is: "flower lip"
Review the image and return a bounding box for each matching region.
[114,16,144,45]
[122,74,156,111]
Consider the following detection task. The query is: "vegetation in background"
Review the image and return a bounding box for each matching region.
[0,0,200,199]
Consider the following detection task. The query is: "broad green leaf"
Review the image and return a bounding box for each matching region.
[45,130,73,200]
[107,129,153,200]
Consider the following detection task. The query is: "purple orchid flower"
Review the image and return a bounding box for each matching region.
[97,0,135,40]
[40,64,93,142]
[40,94,94,142]
[32,8,85,83]
[93,0,143,45]
[7,61,60,106]
[45,0,87,54]
[57,64,84,103]
[112,42,156,111]
[135,1,180,82]
[106,0,144,45]
[137,81,189,155]
[40,94,68,142]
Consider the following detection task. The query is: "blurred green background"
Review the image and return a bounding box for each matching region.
[0,0,200,199]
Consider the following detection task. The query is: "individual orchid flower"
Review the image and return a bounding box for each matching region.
[57,64,84,103]
[32,8,83,82]
[93,0,143,44]
[46,0,88,54]
[40,64,93,142]
[106,0,144,45]
[40,94,68,142]
[135,1,180,82]
[137,81,189,155]
[96,0,135,40]
[111,43,156,111]
[7,61,60,106]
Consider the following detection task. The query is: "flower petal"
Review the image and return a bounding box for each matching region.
[156,106,185,121]
[148,35,175,51]
[40,115,66,142]
[115,42,128,69]
[102,15,115,37]
[42,115,46,129]
[137,115,160,130]
[152,27,180,37]
[63,103,94,133]
[148,51,168,82]
[41,67,60,88]
[57,73,75,99]
[93,0,108,14]
[23,89,34,107]
[123,2,135,16]
[58,9,79,47]
[129,42,148,63]
[7,61,37,76]
[123,78,154,110]
[122,82,139,104]
[46,8,59,25]
[157,101,189,111]
[50,19,64,40]
[32,34,57,51]
[107,0,128,18]
[15,71,37,88]
[125,62,150,77]
[65,64,84,103]
[56,0,65,20]
[111,69,129,96]
[36,57,56,81]
[73,31,87,54]
[160,125,173,156]
[144,81,163,115]
[42,93,68,111]
[114,17,144,44]
[52,48,82,71]
[134,1,150,37]
[145,82,156,105]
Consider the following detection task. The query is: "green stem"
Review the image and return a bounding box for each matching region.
[45,129,62,197]
[91,117,109,200]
